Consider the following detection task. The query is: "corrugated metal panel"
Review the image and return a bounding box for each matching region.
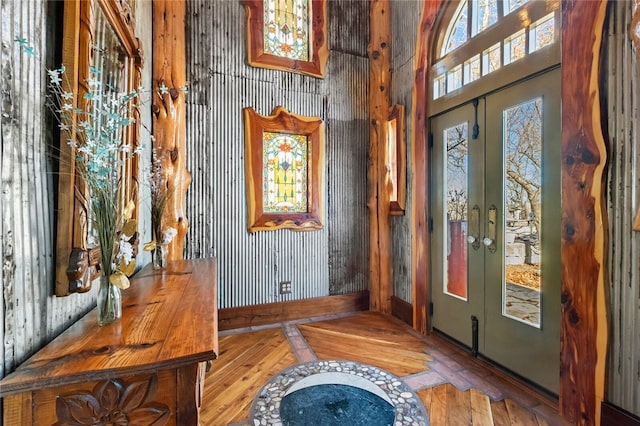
[184,1,369,308]
[1,0,154,379]
[389,1,423,303]
[605,0,640,416]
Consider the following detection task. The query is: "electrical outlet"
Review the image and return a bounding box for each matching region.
[279,281,292,294]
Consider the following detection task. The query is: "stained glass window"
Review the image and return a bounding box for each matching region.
[264,0,309,61]
[244,106,324,232]
[263,132,309,213]
[243,0,328,78]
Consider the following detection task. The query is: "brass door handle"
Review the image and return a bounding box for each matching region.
[485,205,497,253]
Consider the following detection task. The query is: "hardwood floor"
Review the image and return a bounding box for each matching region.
[201,311,571,425]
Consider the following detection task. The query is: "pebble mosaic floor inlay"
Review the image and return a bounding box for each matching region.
[250,360,429,426]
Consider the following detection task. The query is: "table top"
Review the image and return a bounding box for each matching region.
[0,258,218,396]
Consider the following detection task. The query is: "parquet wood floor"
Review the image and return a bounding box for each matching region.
[200,311,571,426]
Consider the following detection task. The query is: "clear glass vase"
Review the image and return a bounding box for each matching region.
[152,243,168,269]
[97,275,122,326]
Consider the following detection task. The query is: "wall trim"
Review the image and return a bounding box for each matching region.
[219,291,369,331]
[602,402,640,426]
[391,295,413,327]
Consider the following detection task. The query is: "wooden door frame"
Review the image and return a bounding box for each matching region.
[411,1,609,425]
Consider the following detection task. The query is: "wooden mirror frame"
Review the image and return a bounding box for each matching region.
[55,0,143,296]
[388,104,406,215]
[241,0,329,78]
[243,106,325,232]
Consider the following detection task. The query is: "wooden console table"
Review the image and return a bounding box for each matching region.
[0,259,218,426]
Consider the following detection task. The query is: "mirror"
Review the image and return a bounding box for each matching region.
[56,0,143,296]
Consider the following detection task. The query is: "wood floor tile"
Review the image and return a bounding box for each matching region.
[200,328,297,425]
[200,311,564,426]
[298,312,431,376]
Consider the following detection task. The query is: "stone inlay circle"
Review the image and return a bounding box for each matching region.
[250,360,429,425]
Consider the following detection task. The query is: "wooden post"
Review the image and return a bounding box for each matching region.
[560,1,608,424]
[368,0,392,314]
[152,0,191,260]
[410,0,441,334]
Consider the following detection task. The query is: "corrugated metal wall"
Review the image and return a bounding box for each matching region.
[390,1,423,303]
[0,0,154,378]
[604,0,640,416]
[184,0,370,308]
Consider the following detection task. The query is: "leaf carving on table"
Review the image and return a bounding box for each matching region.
[55,392,101,425]
[55,374,169,426]
[127,404,171,425]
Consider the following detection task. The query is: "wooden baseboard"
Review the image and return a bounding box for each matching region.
[602,401,640,426]
[391,295,413,327]
[219,291,370,331]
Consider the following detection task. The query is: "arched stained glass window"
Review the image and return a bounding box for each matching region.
[432,0,559,107]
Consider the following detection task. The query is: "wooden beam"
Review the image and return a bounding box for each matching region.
[410,0,441,335]
[560,1,608,424]
[152,0,191,260]
[368,0,392,314]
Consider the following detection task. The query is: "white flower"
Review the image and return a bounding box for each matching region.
[117,240,134,265]
[47,68,62,85]
[162,227,178,244]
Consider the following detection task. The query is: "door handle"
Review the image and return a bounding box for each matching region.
[467,205,481,250]
[484,205,497,253]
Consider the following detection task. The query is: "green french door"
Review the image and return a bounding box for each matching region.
[430,69,561,393]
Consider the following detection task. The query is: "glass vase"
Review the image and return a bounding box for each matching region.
[97,275,122,326]
[153,243,168,269]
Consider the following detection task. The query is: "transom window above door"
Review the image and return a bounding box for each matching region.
[430,0,560,113]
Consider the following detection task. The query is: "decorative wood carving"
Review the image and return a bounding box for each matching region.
[368,0,392,314]
[55,375,170,426]
[66,247,101,294]
[560,1,608,424]
[56,0,143,296]
[241,0,329,78]
[243,106,325,232]
[152,0,191,261]
[410,0,442,334]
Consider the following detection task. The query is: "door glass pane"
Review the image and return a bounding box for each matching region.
[503,98,542,327]
[444,123,469,300]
